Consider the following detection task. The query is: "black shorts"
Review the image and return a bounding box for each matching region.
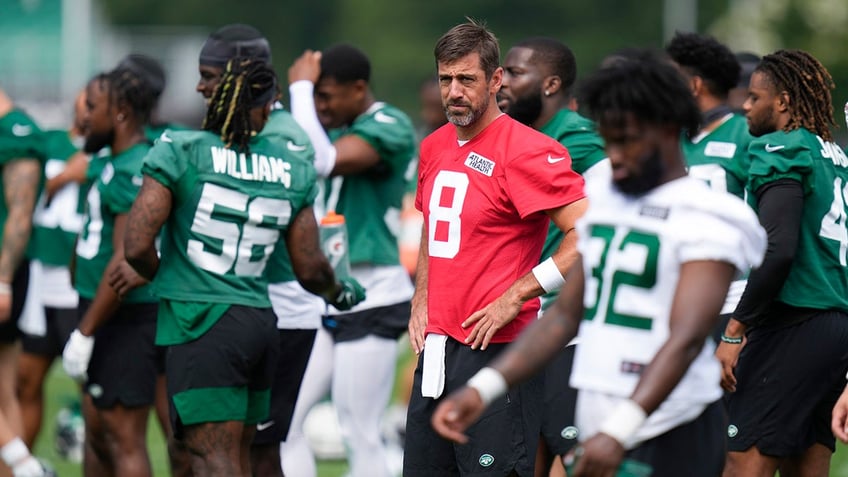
[727,309,848,456]
[167,305,279,439]
[569,400,725,477]
[83,298,162,409]
[322,301,410,342]
[540,344,578,457]
[403,337,542,477]
[252,328,316,445]
[0,259,29,343]
[21,306,79,357]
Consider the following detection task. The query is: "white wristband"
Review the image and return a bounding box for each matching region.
[598,399,647,447]
[0,282,11,296]
[532,257,565,293]
[467,367,507,407]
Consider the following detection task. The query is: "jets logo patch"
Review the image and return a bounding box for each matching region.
[478,453,495,467]
[728,424,738,438]
[464,152,494,176]
[561,426,579,440]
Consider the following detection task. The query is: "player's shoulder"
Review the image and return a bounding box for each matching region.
[367,101,413,126]
[748,128,811,158]
[0,108,41,136]
[656,177,757,225]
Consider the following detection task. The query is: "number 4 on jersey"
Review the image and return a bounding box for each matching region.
[820,177,848,266]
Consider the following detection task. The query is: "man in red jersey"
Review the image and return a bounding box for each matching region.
[402,19,587,477]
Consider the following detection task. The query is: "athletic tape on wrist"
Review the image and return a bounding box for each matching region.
[467,367,507,407]
[532,257,565,293]
[598,399,647,447]
[0,282,11,296]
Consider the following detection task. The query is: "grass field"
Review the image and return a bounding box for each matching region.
[31,361,848,477]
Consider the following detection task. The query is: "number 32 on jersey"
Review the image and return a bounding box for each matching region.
[584,224,660,331]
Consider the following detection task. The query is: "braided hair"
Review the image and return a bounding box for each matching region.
[202,57,277,151]
[106,65,158,125]
[757,49,835,141]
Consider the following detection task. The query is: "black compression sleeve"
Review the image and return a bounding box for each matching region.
[732,179,804,326]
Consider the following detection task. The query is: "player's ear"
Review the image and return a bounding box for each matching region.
[543,75,561,97]
[776,90,790,113]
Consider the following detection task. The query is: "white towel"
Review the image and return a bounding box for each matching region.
[421,333,448,398]
[18,261,46,336]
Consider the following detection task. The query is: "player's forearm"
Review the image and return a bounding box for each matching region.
[77,256,124,336]
[124,176,170,280]
[289,80,337,177]
[412,228,429,307]
[734,180,801,326]
[126,248,159,282]
[0,159,40,283]
[628,332,707,416]
[493,299,578,387]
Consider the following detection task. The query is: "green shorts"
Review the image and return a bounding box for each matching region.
[166,304,279,436]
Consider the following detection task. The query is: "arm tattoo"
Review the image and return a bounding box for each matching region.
[125,176,172,280]
[0,159,41,282]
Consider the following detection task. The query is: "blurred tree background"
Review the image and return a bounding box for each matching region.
[92,0,848,139]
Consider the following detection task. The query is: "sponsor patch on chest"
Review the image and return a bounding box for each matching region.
[703,141,737,158]
[464,151,495,176]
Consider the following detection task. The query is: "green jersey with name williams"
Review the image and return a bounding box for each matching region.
[0,109,46,245]
[326,101,416,265]
[538,108,607,309]
[261,104,316,284]
[143,130,318,308]
[747,127,848,312]
[29,130,85,266]
[75,143,155,303]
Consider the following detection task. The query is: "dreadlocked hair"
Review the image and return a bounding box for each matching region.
[106,66,157,126]
[757,49,835,141]
[202,57,277,151]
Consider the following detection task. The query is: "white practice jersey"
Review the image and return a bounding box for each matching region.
[571,174,766,446]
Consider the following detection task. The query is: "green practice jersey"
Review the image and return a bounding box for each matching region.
[0,109,46,244]
[29,130,84,266]
[144,130,318,343]
[75,143,155,303]
[326,101,416,265]
[146,122,190,143]
[538,108,605,309]
[261,105,316,284]
[682,113,752,200]
[748,128,848,311]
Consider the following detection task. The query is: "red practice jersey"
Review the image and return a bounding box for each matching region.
[416,114,585,343]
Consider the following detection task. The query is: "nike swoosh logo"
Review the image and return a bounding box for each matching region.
[547,155,566,164]
[764,144,785,152]
[287,140,308,152]
[159,131,172,143]
[11,124,32,137]
[256,420,275,431]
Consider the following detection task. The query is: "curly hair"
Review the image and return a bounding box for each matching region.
[665,31,740,99]
[580,49,700,139]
